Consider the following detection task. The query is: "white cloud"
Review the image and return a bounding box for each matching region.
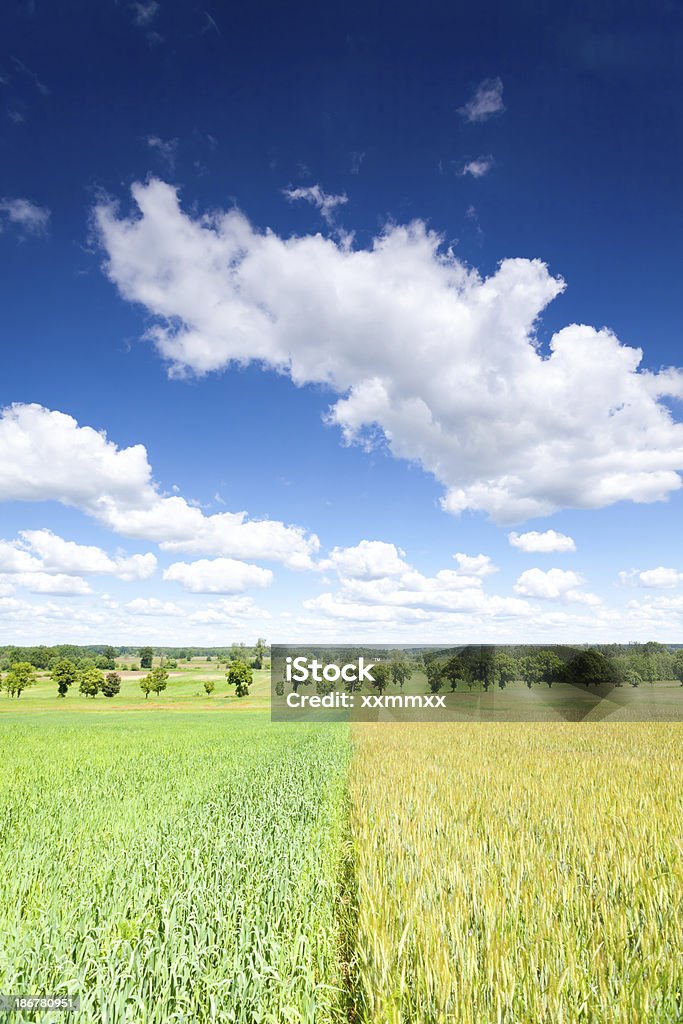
[131,0,158,26]
[320,540,410,579]
[188,596,269,623]
[458,77,505,122]
[0,197,50,235]
[147,135,177,168]
[460,156,493,178]
[95,180,683,524]
[0,572,92,595]
[508,529,576,553]
[163,557,273,594]
[514,567,599,605]
[0,540,43,573]
[18,529,157,580]
[283,184,348,226]
[125,597,184,615]
[453,552,498,576]
[620,566,683,589]
[0,404,319,569]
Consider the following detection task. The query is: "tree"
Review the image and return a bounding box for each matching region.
[79,667,103,698]
[101,671,121,698]
[4,662,36,698]
[227,661,252,697]
[139,647,154,670]
[443,656,467,692]
[518,654,543,689]
[494,653,518,690]
[390,655,412,689]
[148,666,169,697]
[370,662,392,696]
[565,649,619,687]
[51,658,78,698]
[253,637,268,670]
[426,661,444,694]
[203,679,215,696]
[672,651,683,686]
[140,675,153,700]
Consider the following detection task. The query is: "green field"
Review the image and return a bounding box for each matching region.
[0,672,682,1023]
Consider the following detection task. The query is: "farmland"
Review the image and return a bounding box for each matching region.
[0,666,682,1022]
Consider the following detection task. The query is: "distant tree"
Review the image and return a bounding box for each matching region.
[165,659,178,669]
[565,649,619,687]
[101,671,121,698]
[672,651,683,686]
[442,656,464,691]
[102,645,118,666]
[203,679,215,696]
[253,637,268,669]
[227,661,252,697]
[140,675,153,700]
[149,666,169,696]
[518,654,542,689]
[4,662,37,698]
[368,662,391,696]
[390,655,412,689]
[52,658,78,698]
[139,647,154,670]
[275,678,284,697]
[495,653,518,690]
[79,667,103,698]
[426,661,444,694]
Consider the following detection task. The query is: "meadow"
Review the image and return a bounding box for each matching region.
[0,665,682,1022]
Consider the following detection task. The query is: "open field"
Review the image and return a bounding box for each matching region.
[349,723,683,1023]
[0,712,350,1023]
[0,694,681,1022]
[0,660,272,713]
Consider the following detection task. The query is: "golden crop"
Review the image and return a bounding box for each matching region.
[348,723,683,1024]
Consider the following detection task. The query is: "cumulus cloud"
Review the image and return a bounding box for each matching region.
[94,180,683,524]
[508,529,576,553]
[514,567,599,605]
[19,529,157,580]
[320,540,410,579]
[460,156,493,178]
[306,546,528,626]
[0,571,92,595]
[163,557,273,593]
[283,184,348,226]
[125,597,184,615]
[0,404,319,569]
[458,77,505,122]
[453,552,498,576]
[619,566,683,589]
[0,197,50,235]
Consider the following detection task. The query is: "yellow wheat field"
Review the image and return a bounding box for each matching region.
[348,723,683,1024]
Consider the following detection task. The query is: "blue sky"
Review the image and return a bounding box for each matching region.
[1,0,683,645]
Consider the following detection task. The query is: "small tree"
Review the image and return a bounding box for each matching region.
[390,656,412,689]
[203,679,215,696]
[443,656,467,692]
[227,660,252,697]
[253,637,268,669]
[79,667,103,698]
[101,671,121,698]
[426,661,444,694]
[145,666,168,697]
[139,647,154,670]
[4,662,37,698]
[52,658,78,698]
[140,674,153,700]
[371,662,392,696]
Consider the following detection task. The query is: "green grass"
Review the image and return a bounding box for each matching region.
[0,661,272,713]
[0,712,351,1023]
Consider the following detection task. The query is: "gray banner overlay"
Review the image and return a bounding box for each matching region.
[271,644,683,722]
